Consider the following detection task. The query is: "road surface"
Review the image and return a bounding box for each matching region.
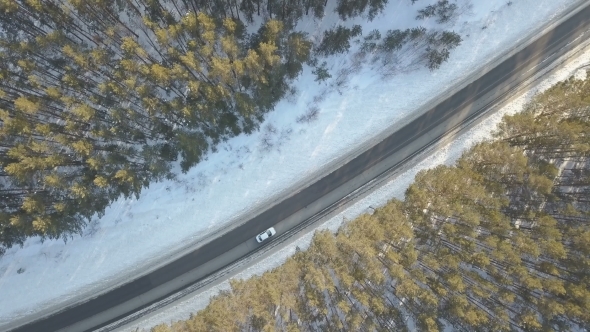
[8,3,590,332]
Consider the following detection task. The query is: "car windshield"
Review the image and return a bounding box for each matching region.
[267,230,272,236]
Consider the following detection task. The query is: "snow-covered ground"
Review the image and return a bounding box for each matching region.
[0,0,586,328]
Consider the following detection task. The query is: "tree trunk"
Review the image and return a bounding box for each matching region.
[228,0,234,17]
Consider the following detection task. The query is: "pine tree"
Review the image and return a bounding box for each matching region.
[336,0,387,21]
[316,25,362,57]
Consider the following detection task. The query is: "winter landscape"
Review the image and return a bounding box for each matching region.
[0,0,589,331]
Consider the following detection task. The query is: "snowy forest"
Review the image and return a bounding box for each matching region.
[0,0,463,254]
[150,73,590,331]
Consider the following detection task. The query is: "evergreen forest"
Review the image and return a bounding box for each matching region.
[0,0,463,254]
[150,71,590,331]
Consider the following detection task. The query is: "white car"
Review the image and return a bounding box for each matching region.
[256,227,276,243]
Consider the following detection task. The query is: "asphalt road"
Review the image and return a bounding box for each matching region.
[9,3,590,332]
